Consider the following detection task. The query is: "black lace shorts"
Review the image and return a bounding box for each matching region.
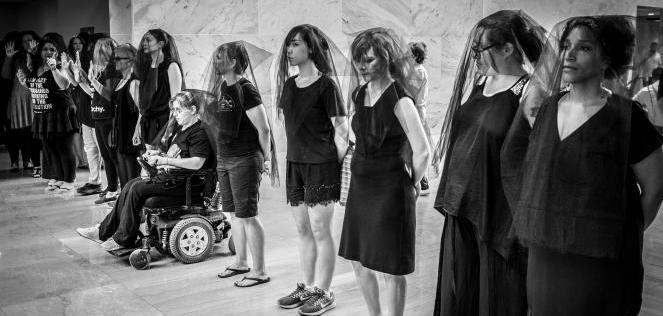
[286,160,340,207]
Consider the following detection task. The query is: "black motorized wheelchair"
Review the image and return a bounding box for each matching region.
[128,164,236,270]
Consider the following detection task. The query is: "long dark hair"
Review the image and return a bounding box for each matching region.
[31,38,64,76]
[134,28,183,81]
[275,24,340,108]
[478,10,544,66]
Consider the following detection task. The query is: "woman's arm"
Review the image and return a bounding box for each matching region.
[632,146,663,229]
[330,115,349,162]
[246,104,271,161]
[148,155,206,170]
[167,63,182,97]
[394,97,431,188]
[130,80,142,145]
[88,75,113,101]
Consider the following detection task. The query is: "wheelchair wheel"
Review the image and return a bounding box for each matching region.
[169,218,214,264]
[129,249,151,270]
[228,235,236,255]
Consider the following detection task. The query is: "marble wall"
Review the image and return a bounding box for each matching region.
[109,0,646,133]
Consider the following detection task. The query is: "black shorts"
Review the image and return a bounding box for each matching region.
[286,160,341,207]
[217,151,263,218]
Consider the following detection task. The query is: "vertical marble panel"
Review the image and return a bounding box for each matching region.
[483,0,637,31]
[132,0,259,38]
[259,0,343,45]
[109,0,132,42]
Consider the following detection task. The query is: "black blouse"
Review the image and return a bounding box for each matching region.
[279,75,345,163]
[217,78,262,157]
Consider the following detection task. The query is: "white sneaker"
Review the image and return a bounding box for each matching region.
[76,224,100,241]
[100,238,124,251]
[46,181,63,192]
[57,181,76,193]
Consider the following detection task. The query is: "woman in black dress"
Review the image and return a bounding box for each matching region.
[111,44,141,185]
[2,31,42,177]
[274,24,349,316]
[509,16,663,316]
[27,37,78,192]
[431,10,546,316]
[338,27,430,316]
[134,29,184,150]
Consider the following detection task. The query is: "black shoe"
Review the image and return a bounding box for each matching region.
[77,183,103,196]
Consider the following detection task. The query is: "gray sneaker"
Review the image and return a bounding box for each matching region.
[277,283,314,309]
[299,287,336,316]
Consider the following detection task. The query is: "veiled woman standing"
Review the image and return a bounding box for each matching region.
[431,10,547,316]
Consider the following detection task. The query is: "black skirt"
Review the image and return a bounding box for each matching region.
[338,154,416,275]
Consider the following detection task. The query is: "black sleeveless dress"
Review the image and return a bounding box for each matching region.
[338,81,416,276]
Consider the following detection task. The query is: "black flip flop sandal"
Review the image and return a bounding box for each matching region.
[217,267,251,278]
[234,276,271,288]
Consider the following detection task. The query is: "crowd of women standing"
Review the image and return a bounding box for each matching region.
[3,9,663,316]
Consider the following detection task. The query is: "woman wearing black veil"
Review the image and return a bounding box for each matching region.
[431,10,547,316]
[273,24,349,316]
[507,16,663,316]
[200,41,276,288]
[134,29,184,150]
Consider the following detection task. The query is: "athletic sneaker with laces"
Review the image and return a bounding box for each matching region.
[76,224,100,241]
[57,181,76,193]
[299,287,336,315]
[100,237,124,251]
[278,283,315,309]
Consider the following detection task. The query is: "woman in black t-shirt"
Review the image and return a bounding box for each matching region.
[87,38,122,203]
[273,24,349,314]
[27,38,78,192]
[204,41,272,287]
[76,90,213,252]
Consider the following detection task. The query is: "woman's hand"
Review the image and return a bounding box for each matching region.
[87,61,96,82]
[46,57,57,71]
[263,160,271,174]
[16,69,27,87]
[27,39,37,54]
[132,127,142,146]
[60,52,70,70]
[5,42,16,58]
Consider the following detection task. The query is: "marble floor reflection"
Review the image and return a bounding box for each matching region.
[0,147,661,315]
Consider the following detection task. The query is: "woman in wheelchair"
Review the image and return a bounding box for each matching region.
[76,90,215,251]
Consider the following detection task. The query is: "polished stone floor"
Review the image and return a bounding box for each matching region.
[0,147,662,316]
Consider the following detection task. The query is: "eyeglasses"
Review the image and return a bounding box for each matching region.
[471,43,499,59]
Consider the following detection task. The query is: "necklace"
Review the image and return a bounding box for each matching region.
[295,73,321,87]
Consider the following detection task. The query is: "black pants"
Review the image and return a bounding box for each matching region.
[7,126,41,167]
[41,133,76,182]
[95,119,119,191]
[116,151,140,189]
[434,215,527,316]
[98,177,201,246]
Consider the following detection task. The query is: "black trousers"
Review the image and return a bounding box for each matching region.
[116,151,140,189]
[7,126,41,167]
[94,119,119,191]
[434,215,527,316]
[98,177,203,247]
[41,133,76,182]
